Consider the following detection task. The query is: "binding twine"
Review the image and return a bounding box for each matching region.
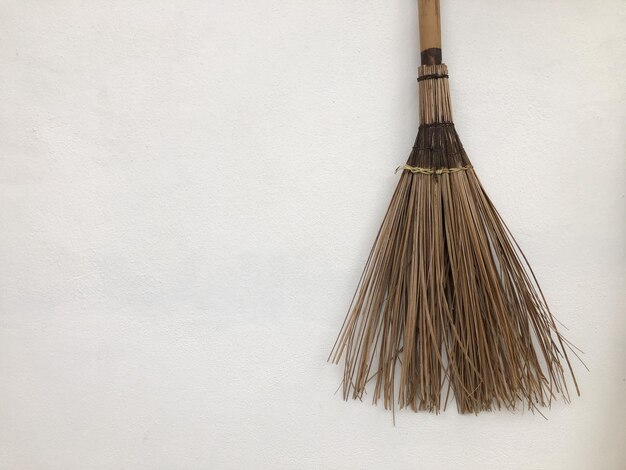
[396,164,472,175]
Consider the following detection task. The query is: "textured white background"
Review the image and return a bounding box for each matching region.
[1,1,625,469]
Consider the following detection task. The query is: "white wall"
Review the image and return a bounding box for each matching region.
[1,1,624,469]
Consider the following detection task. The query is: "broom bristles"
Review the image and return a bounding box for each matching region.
[330,64,579,414]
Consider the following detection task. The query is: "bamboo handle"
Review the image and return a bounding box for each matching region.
[418,0,442,65]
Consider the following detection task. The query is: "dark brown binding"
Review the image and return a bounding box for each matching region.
[407,123,469,169]
[421,47,442,66]
[417,73,448,82]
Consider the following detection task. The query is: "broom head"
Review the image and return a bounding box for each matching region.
[330,64,579,414]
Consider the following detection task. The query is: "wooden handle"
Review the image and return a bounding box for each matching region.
[418,0,442,65]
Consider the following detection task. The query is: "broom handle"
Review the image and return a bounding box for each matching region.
[418,0,442,65]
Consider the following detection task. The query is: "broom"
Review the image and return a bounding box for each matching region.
[329,0,580,414]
